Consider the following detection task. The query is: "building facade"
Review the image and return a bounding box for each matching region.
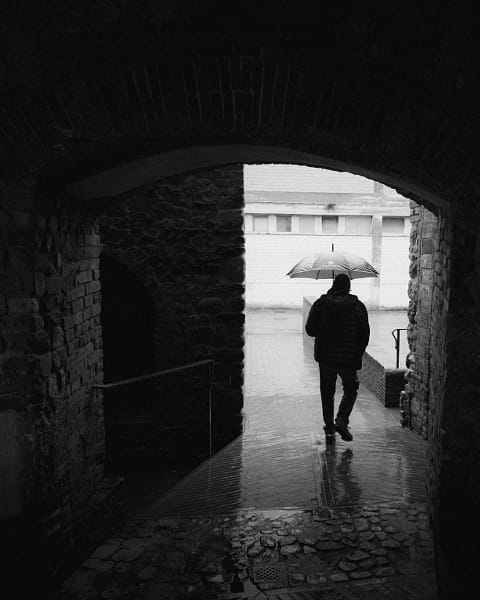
[244,165,411,309]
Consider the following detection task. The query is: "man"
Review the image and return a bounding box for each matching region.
[305,273,370,442]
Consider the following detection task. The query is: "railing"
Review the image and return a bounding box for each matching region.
[93,359,215,457]
[391,328,408,369]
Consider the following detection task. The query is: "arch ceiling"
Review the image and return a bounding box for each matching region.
[1,2,478,207]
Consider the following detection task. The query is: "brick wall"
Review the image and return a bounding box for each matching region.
[0,182,121,581]
[100,165,245,463]
[358,353,405,408]
[358,352,386,402]
[384,369,406,408]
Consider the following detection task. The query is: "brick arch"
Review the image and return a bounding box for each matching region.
[0,54,473,208]
[67,143,447,213]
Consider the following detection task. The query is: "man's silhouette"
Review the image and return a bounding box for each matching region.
[305,273,370,441]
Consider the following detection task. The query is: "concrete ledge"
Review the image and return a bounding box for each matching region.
[358,353,405,408]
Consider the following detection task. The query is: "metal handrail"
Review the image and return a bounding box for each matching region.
[93,359,215,457]
[92,359,214,390]
[391,328,408,369]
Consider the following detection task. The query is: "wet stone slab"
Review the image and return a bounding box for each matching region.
[60,501,435,599]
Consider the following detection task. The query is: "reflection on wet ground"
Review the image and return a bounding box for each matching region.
[140,311,426,517]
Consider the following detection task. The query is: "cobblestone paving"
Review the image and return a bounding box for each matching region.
[60,502,435,599]
[60,311,437,598]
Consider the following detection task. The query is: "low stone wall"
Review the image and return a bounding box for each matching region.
[384,369,406,408]
[358,352,385,402]
[358,353,405,408]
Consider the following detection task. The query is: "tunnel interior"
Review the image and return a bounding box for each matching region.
[3,3,480,596]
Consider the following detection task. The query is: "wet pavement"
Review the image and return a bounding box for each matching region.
[60,309,437,599]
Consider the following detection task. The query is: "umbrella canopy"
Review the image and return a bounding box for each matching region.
[286,250,379,280]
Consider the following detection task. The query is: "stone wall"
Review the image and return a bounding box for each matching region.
[100,165,245,464]
[400,202,438,439]
[426,209,453,594]
[0,181,121,582]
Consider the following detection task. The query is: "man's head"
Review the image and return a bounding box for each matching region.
[331,273,351,294]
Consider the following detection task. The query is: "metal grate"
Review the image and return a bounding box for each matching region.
[251,563,288,589]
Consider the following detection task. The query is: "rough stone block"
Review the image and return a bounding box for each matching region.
[85,280,101,294]
[8,298,39,313]
[75,271,93,285]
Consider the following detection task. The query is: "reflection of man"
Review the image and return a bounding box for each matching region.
[305,274,370,441]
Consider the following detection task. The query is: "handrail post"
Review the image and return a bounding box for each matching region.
[391,328,400,369]
[391,328,407,369]
[396,330,400,369]
[207,361,214,458]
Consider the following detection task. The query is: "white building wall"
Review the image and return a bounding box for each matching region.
[245,232,409,309]
[246,233,372,308]
[243,164,410,310]
[379,237,410,308]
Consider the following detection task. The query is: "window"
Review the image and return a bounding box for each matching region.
[322,216,338,234]
[253,215,268,232]
[383,217,405,234]
[345,216,372,234]
[276,215,292,232]
[299,215,315,233]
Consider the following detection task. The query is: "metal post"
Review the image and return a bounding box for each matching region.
[396,331,400,369]
[207,361,214,458]
[391,328,408,369]
[391,329,400,368]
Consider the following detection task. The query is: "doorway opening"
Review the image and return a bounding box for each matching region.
[99,253,156,473]
[241,163,429,509]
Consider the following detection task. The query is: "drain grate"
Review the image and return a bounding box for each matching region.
[251,562,288,590]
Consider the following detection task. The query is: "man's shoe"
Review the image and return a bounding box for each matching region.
[335,424,353,442]
[324,425,336,436]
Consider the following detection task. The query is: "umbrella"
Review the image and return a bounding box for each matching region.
[286,248,379,280]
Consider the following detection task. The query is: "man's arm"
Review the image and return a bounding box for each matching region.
[305,301,320,337]
[355,302,370,353]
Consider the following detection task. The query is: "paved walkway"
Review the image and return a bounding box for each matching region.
[60,310,437,599]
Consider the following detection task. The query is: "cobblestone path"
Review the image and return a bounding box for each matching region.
[61,502,435,599]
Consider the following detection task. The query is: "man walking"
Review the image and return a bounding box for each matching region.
[305,273,370,441]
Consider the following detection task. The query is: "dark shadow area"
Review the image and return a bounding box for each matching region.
[100,253,156,404]
[100,253,212,510]
[100,253,157,473]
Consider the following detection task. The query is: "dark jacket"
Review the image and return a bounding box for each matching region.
[305,290,370,369]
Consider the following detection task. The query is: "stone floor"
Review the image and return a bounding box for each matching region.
[60,310,437,599]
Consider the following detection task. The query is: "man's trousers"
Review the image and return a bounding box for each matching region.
[319,363,360,428]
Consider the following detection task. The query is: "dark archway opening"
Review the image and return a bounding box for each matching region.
[100,253,156,473]
[100,253,156,393]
